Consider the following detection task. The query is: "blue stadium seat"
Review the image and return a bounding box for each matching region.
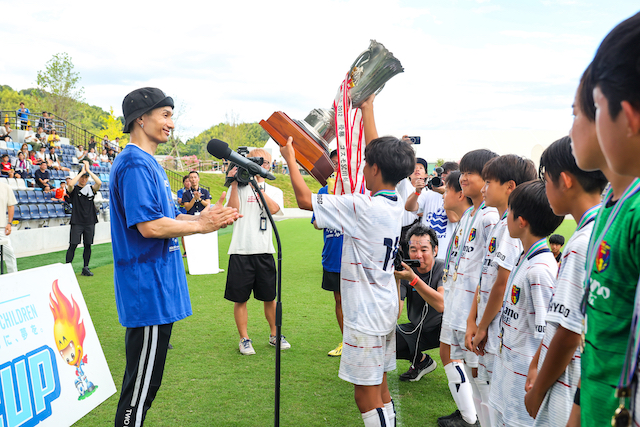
[17,190,28,204]
[27,191,37,204]
[7,149,15,157]
[16,205,31,221]
[28,205,40,220]
[27,144,32,151]
[43,191,53,203]
[0,149,7,156]
[54,204,65,218]
[46,204,58,218]
[35,191,45,203]
[38,204,49,219]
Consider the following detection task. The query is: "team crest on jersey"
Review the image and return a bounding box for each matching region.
[596,240,611,272]
[454,235,459,248]
[488,237,496,253]
[469,228,477,242]
[511,285,520,304]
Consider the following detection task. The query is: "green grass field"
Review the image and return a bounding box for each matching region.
[17,216,578,427]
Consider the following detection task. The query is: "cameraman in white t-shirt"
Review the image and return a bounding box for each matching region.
[224,148,287,356]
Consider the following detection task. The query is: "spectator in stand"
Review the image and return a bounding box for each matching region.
[102,135,111,151]
[1,123,13,142]
[176,175,191,257]
[24,125,39,144]
[66,161,101,276]
[52,179,68,202]
[46,146,70,171]
[107,148,116,163]
[47,129,61,148]
[13,151,30,178]
[1,155,14,178]
[0,180,18,273]
[29,150,39,166]
[16,102,30,130]
[35,146,47,165]
[37,112,51,133]
[75,144,87,163]
[20,143,29,157]
[35,161,51,191]
[99,148,109,165]
[35,126,48,145]
[112,136,121,150]
[88,136,97,152]
[87,147,99,165]
[182,171,211,215]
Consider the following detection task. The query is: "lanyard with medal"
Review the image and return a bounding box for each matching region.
[452,203,483,282]
[579,178,640,427]
[497,238,548,353]
[442,206,473,283]
[476,209,509,306]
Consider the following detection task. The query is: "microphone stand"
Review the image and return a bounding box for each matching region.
[248,176,283,427]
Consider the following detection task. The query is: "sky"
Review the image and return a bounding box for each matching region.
[2,0,639,153]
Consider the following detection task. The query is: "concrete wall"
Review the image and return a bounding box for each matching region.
[11,221,111,258]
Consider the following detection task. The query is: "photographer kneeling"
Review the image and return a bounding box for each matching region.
[394,224,444,382]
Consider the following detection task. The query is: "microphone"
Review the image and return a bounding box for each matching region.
[207,139,275,180]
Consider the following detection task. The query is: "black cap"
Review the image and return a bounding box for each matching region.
[416,158,428,170]
[122,87,174,133]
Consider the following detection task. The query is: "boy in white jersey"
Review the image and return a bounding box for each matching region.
[280,98,415,427]
[437,171,473,425]
[523,137,607,426]
[465,154,537,426]
[488,181,564,427]
[439,149,498,427]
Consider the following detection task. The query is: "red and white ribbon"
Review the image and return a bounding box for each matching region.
[333,72,366,195]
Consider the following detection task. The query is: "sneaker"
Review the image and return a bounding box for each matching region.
[239,338,255,355]
[269,335,291,350]
[437,410,461,423]
[399,355,437,382]
[328,342,343,357]
[168,343,174,350]
[81,267,93,277]
[182,252,187,258]
[438,415,479,427]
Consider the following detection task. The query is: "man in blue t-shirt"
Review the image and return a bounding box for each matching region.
[311,150,344,357]
[111,87,240,427]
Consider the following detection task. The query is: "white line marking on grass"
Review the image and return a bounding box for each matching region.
[389,369,403,427]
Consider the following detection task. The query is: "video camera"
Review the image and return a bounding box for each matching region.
[427,167,444,190]
[224,146,264,187]
[393,247,421,271]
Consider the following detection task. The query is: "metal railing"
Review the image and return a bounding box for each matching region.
[1,110,101,148]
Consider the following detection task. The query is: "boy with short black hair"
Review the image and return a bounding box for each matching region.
[488,180,563,427]
[280,96,415,426]
[548,234,565,263]
[523,136,607,426]
[438,149,498,427]
[465,154,537,426]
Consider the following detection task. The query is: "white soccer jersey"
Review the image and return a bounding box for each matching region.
[417,189,444,225]
[533,213,597,427]
[477,213,522,356]
[425,206,456,262]
[312,191,402,335]
[489,245,557,427]
[448,204,499,332]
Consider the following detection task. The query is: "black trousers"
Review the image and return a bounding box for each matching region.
[115,323,173,427]
[396,322,441,366]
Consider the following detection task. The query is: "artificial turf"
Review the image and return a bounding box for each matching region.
[15,216,577,426]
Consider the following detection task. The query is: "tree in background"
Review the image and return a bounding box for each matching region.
[101,107,127,148]
[36,53,85,121]
[436,158,445,167]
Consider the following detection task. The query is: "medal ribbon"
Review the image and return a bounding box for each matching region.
[452,203,484,273]
[334,72,365,195]
[443,212,468,274]
[478,209,510,293]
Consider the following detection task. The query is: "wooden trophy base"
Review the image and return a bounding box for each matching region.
[260,111,335,187]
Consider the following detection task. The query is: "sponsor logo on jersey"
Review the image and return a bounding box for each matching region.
[469,228,477,242]
[595,240,610,272]
[511,285,520,304]
[488,237,496,253]
[454,235,459,248]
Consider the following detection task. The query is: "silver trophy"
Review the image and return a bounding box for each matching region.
[294,40,404,151]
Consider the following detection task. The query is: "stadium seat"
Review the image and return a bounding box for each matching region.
[27,144,32,151]
[38,204,49,219]
[54,204,65,218]
[0,149,7,156]
[17,205,31,221]
[7,178,18,191]
[27,191,37,204]
[16,179,27,190]
[7,149,15,157]
[28,204,40,220]
[17,191,28,204]
[0,141,6,150]
[35,191,45,203]
[43,191,53,203]
[46,204,58,218]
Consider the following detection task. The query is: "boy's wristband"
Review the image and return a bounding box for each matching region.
[409,276,419,287]
[414,191,421,196]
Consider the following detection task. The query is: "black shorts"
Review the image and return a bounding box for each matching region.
[321,269,340,293]
[224,254,276,303]
[69,223,95,245]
